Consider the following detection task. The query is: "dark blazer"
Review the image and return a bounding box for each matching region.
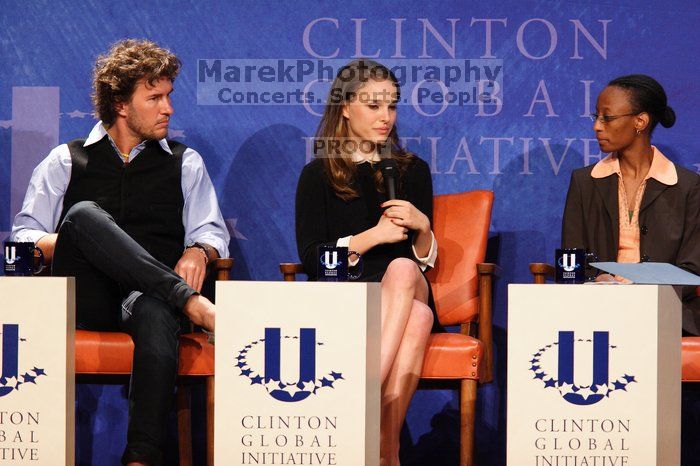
[562,160,700,331]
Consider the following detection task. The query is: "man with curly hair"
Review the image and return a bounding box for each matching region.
[11,39,229,466]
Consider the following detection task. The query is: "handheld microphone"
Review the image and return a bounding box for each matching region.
[379,158,398,200]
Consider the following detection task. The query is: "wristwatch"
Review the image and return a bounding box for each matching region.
[186,242,210,265]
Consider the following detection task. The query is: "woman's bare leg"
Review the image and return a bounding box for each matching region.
[379,258,433,466]
[380,299,433,466]
[380,258,429,383]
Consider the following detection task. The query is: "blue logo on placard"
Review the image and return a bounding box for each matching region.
[0,324,46,397]
[235,328,344,403]
[529,331,636,405]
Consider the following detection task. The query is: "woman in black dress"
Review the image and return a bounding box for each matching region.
[295,60,437,466]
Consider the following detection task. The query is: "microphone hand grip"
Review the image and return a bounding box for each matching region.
[379,158,398,200]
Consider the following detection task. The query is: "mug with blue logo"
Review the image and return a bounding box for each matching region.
[3,241,45,276]
[555,248,597,284]
[317,245,362,282]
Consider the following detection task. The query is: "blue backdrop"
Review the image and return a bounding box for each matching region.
[1,1,699,464]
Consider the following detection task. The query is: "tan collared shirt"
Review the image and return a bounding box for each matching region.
[591,146,678,264]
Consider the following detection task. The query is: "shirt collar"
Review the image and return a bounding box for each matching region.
[83,121,172,155]
[351,151,381,163]
[590,145,677,185]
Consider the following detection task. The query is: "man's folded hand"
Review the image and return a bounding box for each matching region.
[174,248,207,292]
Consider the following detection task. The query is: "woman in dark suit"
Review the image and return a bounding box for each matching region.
[295,60,437,465]
[562,74,700,332]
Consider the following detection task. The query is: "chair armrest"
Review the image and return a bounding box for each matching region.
[529,263,555,284]
[279,263,304,282]
[477,262,499,276]
[209,258,234,281]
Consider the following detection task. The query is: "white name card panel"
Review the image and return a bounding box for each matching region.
[216,281,381,466]
[0,277,75,464]
[508,284,680,466]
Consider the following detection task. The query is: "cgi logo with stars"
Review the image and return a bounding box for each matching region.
[235,328,344,403]
[0,324,47,398]
[529,331,636,406]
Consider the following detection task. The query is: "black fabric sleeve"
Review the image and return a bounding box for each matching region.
[295,162,331,280]
[403,158,434,264]
[405,158,434,226]
[677,175,700,301]
[561,171,586,249]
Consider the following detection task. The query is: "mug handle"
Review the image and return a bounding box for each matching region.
[585,251,599,281]
[347,250,362,280]
[31,246,46,275]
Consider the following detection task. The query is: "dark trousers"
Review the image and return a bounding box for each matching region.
[52,201,195,465]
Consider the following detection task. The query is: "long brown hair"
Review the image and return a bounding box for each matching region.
[315,59,414,201]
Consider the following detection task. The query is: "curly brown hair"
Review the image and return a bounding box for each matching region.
[92,39,181,125]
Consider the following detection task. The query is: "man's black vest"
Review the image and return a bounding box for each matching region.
[59,136,186,269]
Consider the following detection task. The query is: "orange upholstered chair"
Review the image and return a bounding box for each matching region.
[680,286,700,382]
[75,258,232,466]
[280,190,496,466]
[530,265,700,383]
[682,336,700,382]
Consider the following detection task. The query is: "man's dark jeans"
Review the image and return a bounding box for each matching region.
[52,201,196,466]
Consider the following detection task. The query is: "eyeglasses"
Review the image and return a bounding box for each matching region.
[589,113,638,124]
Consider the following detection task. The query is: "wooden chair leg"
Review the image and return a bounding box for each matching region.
[206,375,215,466]
[460,379,477,466]
[177,385,193,466]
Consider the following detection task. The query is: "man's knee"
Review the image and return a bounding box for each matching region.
[62,201,105,226]
[53,201,112,270]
